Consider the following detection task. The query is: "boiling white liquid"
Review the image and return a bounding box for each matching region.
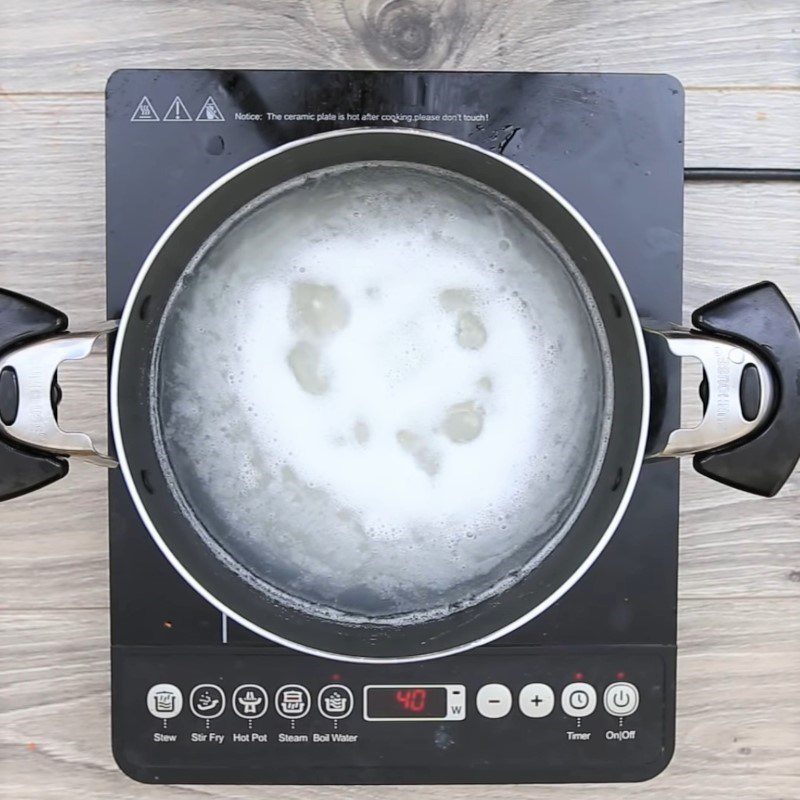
[154,162,612,624]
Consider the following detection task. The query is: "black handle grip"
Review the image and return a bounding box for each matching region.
[692,281,800,497]
[0,289,69,501]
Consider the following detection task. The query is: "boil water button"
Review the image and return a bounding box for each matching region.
[318,684,354,719]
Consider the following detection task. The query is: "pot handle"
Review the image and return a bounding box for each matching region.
[645,281,800,497]
[0,289,116,502]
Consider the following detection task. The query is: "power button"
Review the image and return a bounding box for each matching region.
[603,682,639,716]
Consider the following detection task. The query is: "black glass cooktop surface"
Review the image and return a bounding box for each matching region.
[106,70,683,784]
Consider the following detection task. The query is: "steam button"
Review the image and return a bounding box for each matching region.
[276,684,311,719]
[561,682,597,717]
[603,682,639,716]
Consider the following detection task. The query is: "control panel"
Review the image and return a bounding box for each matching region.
[112,647,674,783]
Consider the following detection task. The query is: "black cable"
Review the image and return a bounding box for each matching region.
[684,167,800,182]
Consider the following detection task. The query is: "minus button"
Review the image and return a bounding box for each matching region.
[476,684,512,718]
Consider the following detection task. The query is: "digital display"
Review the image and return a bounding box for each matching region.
[365,686,448,719]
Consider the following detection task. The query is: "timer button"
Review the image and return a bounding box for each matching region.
[603,682,639,716]
[476,683,512,718]
[519,683,555,718]
[561,682,597,717]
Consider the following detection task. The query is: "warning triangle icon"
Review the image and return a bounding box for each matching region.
[131,95,159,122]
[163,96,192,122]
[196,96,225,122]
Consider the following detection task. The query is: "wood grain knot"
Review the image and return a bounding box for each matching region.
[345,0,472,67]
[379,0,433,61]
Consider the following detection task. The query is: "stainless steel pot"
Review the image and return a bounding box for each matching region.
[1,129,798,662]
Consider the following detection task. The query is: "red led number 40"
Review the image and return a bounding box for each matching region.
[395,688,427,712]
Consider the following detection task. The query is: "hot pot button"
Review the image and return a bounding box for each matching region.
[603,682,639,716]
[232,684,268,719]
[561,682,597,717]
[519,683,555,718]
[476,683,512,718]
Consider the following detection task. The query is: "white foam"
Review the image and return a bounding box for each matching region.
[153,162,612,624]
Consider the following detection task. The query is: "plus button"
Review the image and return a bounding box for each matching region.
[519,683,555,718]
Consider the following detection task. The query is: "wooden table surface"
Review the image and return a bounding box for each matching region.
[1,2,798,798]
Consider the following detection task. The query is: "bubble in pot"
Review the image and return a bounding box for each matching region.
[153,161,612,625]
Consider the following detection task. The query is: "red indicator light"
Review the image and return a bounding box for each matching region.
[616,671,626,680]
[330,673,341,681]
[574,672,584,680]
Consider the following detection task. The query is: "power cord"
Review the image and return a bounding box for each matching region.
[684,167,800,182]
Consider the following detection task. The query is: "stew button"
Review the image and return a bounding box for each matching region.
[146,683,183,719]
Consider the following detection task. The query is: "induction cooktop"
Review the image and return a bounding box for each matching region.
[106,70,682,784]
